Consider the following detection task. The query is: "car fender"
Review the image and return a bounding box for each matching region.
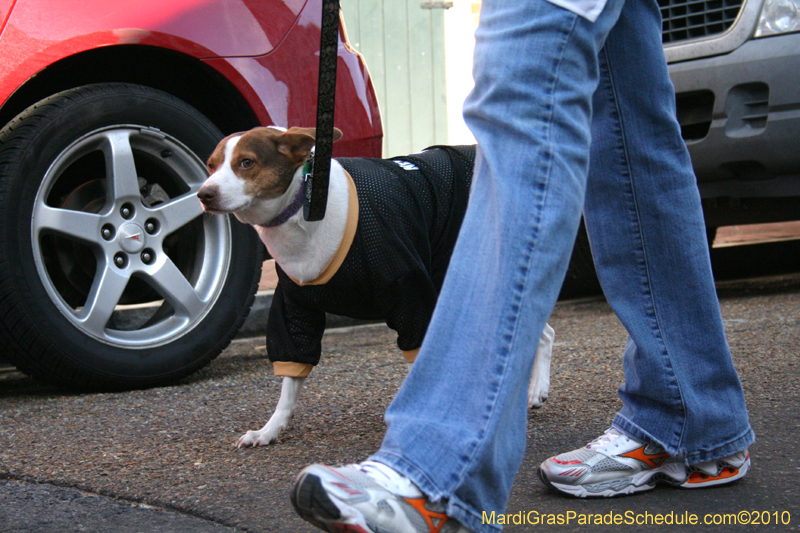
[0,0,306,104]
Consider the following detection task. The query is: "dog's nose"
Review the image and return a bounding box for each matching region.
[197,186,217,203]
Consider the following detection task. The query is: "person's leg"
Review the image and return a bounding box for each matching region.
[367,1,625,531]
[581,0,754,461]
[537,0,753,499]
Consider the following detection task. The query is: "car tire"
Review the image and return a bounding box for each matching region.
[0,83,261,391]
[706,226,718,248]
[559,219,602,299]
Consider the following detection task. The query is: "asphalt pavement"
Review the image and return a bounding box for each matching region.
[1,273,799,532]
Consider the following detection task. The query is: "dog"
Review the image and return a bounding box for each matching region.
[198,126,555,448]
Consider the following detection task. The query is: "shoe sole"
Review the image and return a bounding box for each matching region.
[291,468,374,533]
[538,457,750,498]
[538,467,657,498]
[680,457,750,489]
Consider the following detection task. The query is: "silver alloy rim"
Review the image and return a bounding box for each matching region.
[31,125,230,348]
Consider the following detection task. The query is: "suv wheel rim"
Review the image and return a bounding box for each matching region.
[31,125,230,349]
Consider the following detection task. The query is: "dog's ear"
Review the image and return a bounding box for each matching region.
[275,129,317,164]
[276,127,344,163]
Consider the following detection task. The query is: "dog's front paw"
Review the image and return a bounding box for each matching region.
[527,380,549,409]
[528,323,554,410]
[236,427,281,448]
[528,358,551,409]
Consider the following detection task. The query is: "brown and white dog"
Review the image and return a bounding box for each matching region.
[198,126,554,448]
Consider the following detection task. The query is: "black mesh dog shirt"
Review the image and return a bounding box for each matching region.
[267,145,476,376]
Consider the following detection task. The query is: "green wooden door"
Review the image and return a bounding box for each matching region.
[343,0,449,157]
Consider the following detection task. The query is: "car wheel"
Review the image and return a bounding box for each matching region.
[0,83,261,390]
[560,219,602,299]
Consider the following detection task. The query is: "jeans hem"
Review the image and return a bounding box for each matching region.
[369,452,501,533]
[613,414,756,464]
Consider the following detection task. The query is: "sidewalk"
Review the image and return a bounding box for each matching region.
[2,279,799,532]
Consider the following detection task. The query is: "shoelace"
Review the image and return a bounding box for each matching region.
[587,428,630,450]
[356,461,424,498]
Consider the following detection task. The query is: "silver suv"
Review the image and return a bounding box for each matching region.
[662,0,800,239]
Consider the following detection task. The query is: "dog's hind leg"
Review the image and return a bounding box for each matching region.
[528,323,554,409]
[237,376,306,448]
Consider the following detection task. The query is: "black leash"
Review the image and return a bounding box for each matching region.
[303,0,340,222]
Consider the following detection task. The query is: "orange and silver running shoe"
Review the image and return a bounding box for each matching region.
[291,460,472,533]
[538,428,750,498]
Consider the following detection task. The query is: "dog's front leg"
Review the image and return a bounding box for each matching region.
[237,376,306,448]
[528,323,555,409]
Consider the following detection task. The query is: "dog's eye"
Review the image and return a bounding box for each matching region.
[239,158,255,169]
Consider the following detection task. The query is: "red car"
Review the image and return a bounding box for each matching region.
[0,0,382,389]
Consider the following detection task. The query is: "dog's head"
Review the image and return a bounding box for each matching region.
[197,126,342,217]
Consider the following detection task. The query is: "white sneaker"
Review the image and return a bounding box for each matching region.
[538,428,750,498]
[291,460,472,533]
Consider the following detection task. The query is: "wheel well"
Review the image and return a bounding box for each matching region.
[0,45,261,135]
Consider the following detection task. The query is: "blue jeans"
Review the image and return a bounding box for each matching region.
[370,0,754,531]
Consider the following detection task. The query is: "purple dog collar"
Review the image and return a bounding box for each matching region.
[259,185,306,228]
